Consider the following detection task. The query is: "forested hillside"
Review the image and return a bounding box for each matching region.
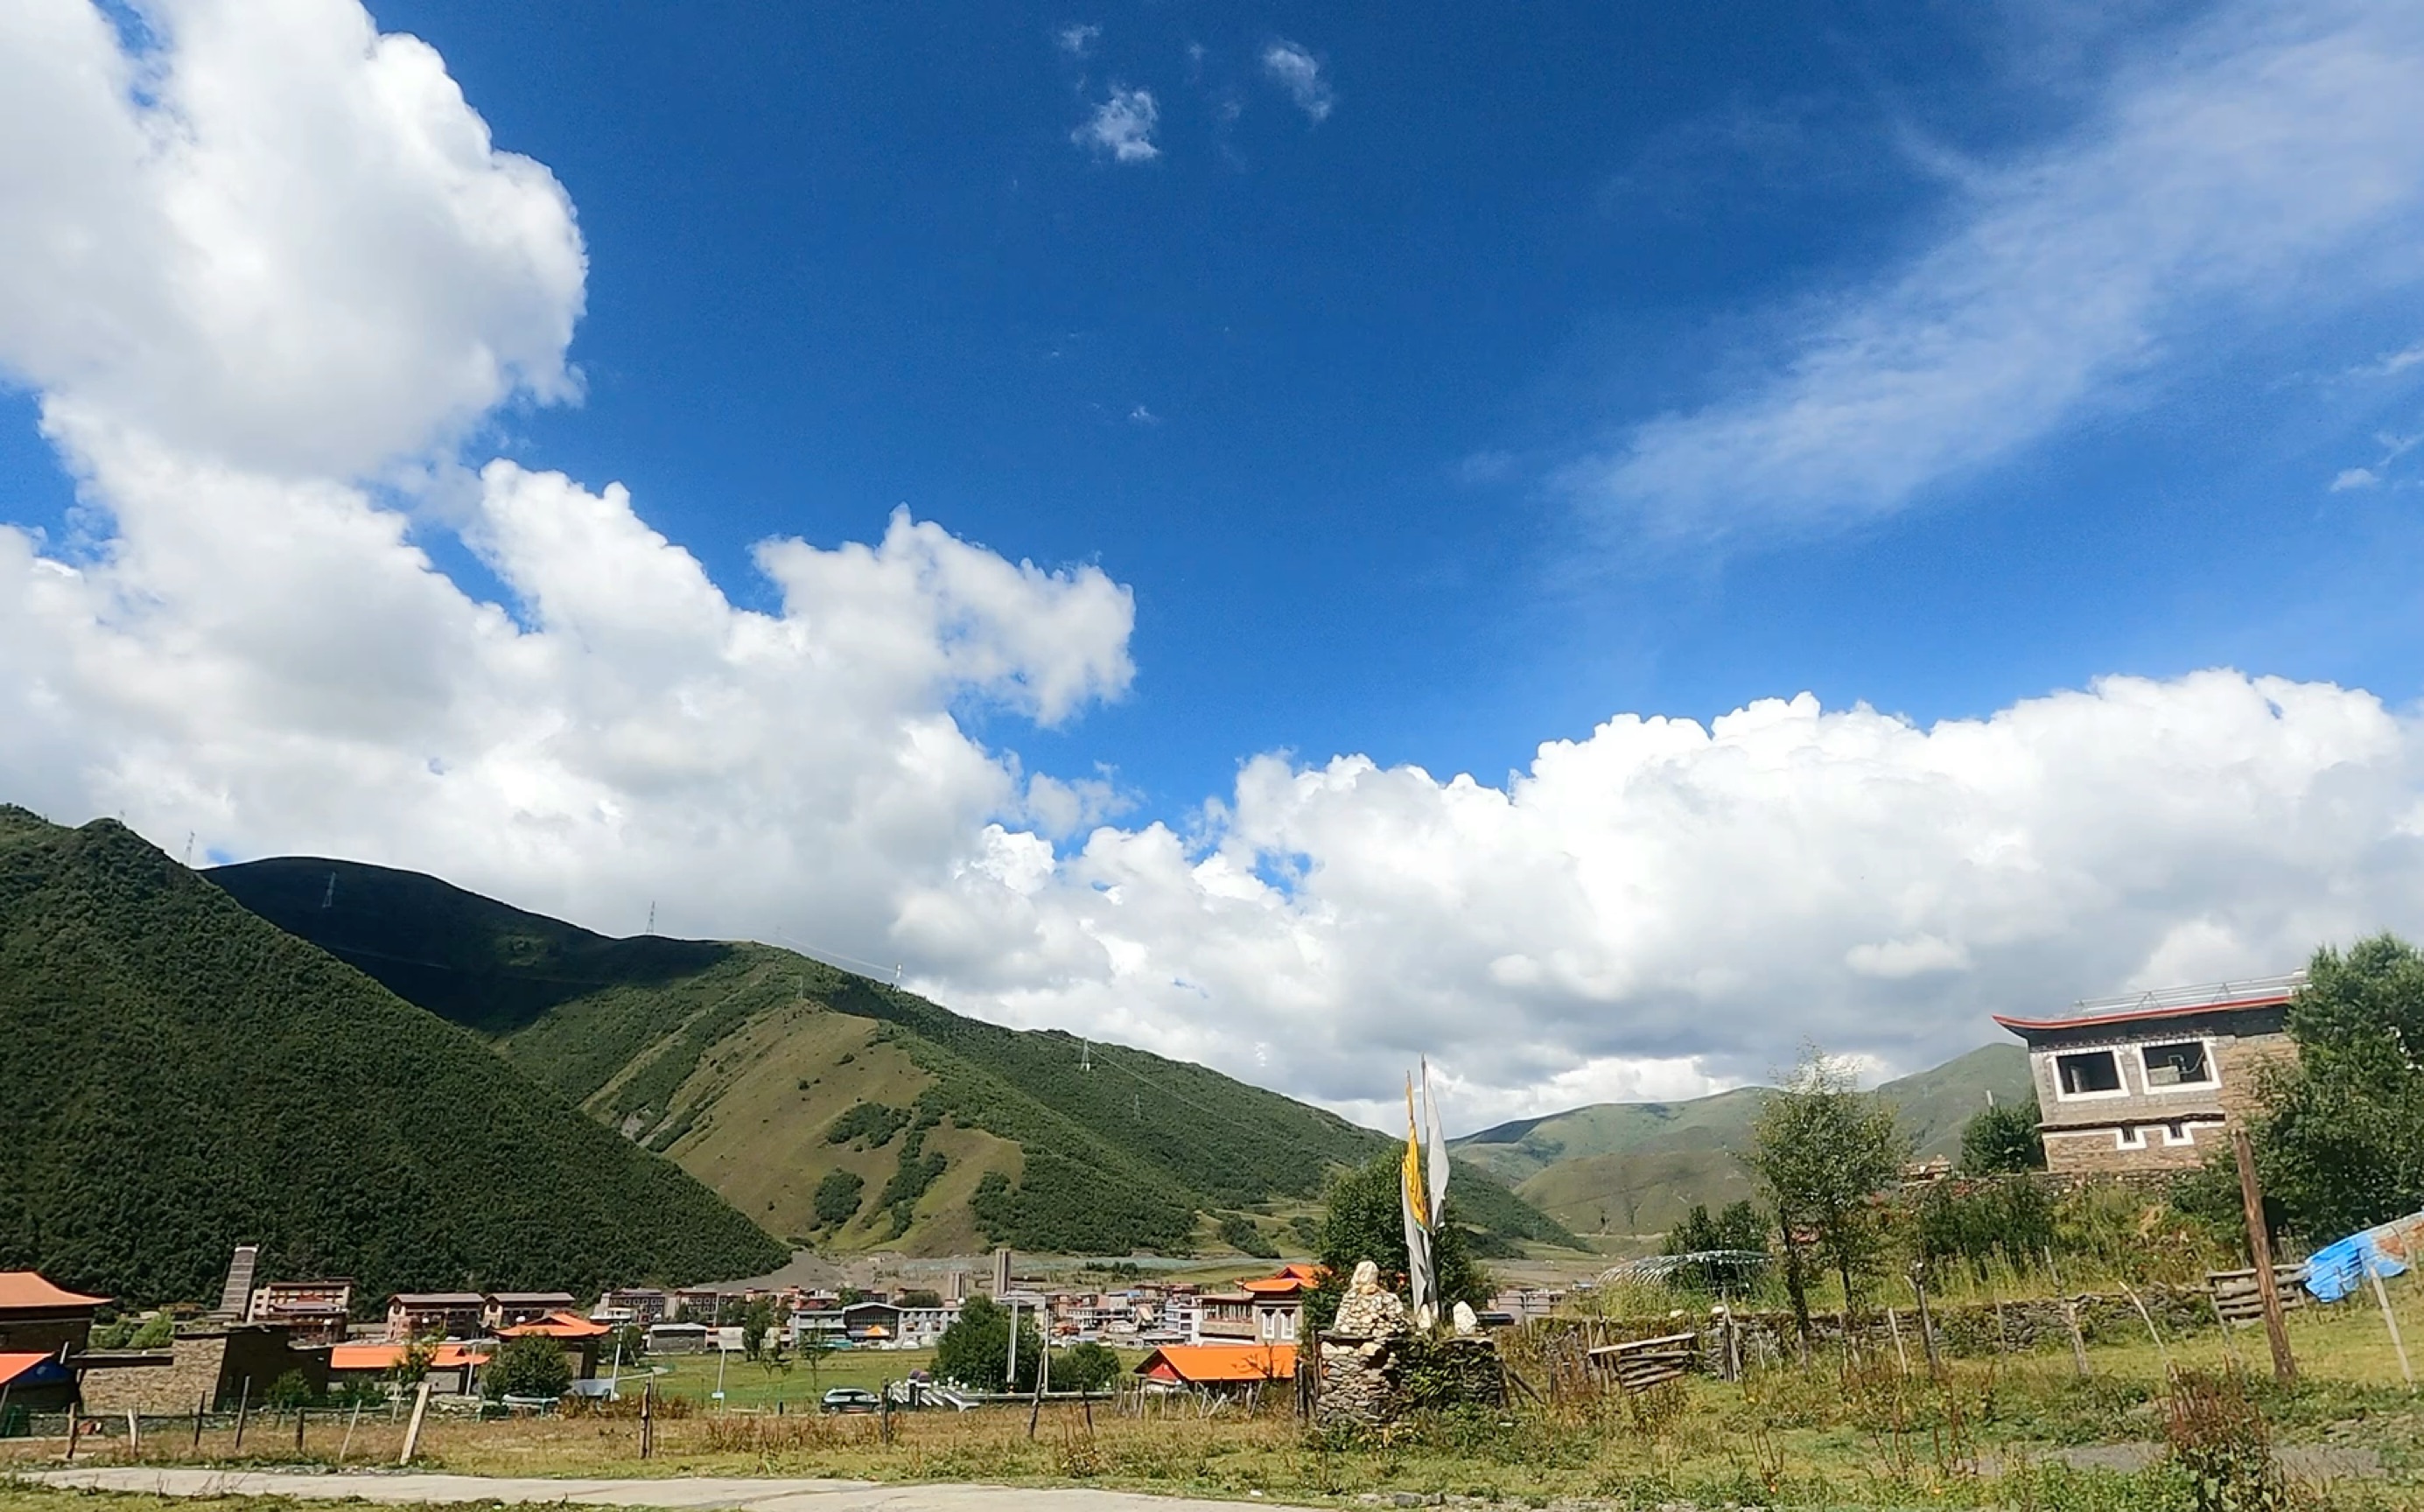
[0,810,788,1305]
[214,856,1580,1259]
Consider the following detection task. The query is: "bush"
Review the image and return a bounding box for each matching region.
[1218,1212,1279,1258]
[485,1334,573,1401]
[1960,1098,2046,1172]
[813,1169,865,1228]
[1055,1340,1122,1392]
[262,1369,318,1409]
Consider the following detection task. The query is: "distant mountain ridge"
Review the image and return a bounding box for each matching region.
[1450,1044,2033,1244]
[210,856,1582,1259]
[0,810,788,1305]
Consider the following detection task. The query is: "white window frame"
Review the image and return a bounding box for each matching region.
[2135,1037,2221,1095]
[2050,1046,2130,1102]
[2114,1124,2147,1150]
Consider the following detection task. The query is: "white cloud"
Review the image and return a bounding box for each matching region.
[0,0,585,480]
[897,672,2424,1132]
[2331,467,2379,491]
[1261,40,1333,122]
[11,0,2424,1148]
[1580,1,2424,537]
[1073,86,1159,163]
[1055,23,1098,59]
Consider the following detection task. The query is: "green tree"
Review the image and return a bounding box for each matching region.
[1662,1200,1769,1292]
[2256,934,2424,1238]
[813,1170,865,1228]
[1218,1213,1280,1258]
[1744,1048,1906,1340]
[1959,1097,2045,1173]
[485,1334,573,1400]
[1301,1153,1491,1334]
[934,1295,1041,1392]
[263,1369,318,1409]
[740,1297,775,1361]
[1055,1340,1122,1392]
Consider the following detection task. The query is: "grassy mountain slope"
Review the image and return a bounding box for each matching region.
[0,810,788,1305]
[213,857,1581,1258]
[1453,1043,2032,1244]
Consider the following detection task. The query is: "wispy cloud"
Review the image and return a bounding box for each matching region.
[2355,341,2424,378]
[1073,86,1159,163]
[1575,3,2424,540]
[2330,430,2422,491]
[1127,403,1159,426]
[1055,23,1099,59]
[1261,40,1333,122]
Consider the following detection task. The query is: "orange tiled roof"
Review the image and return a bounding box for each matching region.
[331,1342,490,1371]
[497,1311,610,1340]
[1138,1344,1295,1383]
[0,1272,109,1311]
[1236,1264,1324,1295]
[0,1352,60,1386]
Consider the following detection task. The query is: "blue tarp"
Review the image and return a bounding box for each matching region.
[2304,1210,2424,1302]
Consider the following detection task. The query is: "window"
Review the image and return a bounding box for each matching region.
[2056,1049,2123,1096]
[2139,1040,2215,1088]
[2115,1125,2147,1149]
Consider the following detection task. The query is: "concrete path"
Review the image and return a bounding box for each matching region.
[30,1466,1279,1512]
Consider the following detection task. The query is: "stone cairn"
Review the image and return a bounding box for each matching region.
[1314,1261,1503,1430]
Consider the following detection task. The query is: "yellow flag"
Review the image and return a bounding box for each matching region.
[1402,1074,1429,1230]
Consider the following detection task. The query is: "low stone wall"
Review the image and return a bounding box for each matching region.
[1517,1283,2224,1375]
[1316,1332,1505,1430]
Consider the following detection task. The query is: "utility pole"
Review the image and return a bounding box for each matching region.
[2233,1127,2298,1385]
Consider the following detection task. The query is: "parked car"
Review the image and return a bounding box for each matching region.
[820,1387,880,1415]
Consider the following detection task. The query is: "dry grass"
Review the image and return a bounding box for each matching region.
[5,1290,2424,1510]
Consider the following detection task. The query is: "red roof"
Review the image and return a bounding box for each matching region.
[331,1342,491,1371]
[497,1311,610,1340]
[0,1272,109,1311]
[1993,990,2296,1034]
[0,1352,61,1387]
[1138,1344,1296,1384]
[1236,1264,1325,1296]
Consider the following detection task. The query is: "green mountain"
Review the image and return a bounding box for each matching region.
[210,856,1580,1259]
[1451,1043,2033,1244]
[0,809,788,1306]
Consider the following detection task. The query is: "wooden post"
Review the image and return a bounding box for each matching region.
[639,1382,653,1460]
[2369,1265,2414,1391]
[2045,1248,2090,1379]
[2231,1128,2298,1386]
[1885,1306,1910,1378]
[2119,1281,2172,1374]
[193,1395,207,1452]
[128,1408,141,1459]
[1026,1345,1048,1440]
[1908,1270,1941,1379]
[65,1404,81,1460]
[339,1398,362,1465]
[397,1379,431,1465]
[295,1404,306,1454]
[232,1377,250,1451]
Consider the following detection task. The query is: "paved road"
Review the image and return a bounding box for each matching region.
[32,1466,1279,1512]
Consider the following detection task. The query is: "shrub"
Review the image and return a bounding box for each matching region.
[485,1334,573,1401]
[813,1169,865,1227]
[262,1369,318,1409]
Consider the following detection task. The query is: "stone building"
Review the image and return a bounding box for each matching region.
[385,1292,487,1341]
[1994,973,2303,1175]
[245,1279,354,1347]
[0,1271,106,1355]
[78,1324,333,1413]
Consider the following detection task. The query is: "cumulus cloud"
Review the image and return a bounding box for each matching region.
[11,0,2424,1145]
[1055,23,1098,58]
[902,673,2424,1131]
[1579,1,2424,538]
[1073,85,1159,163]
[0,0,585,480]
[1261,40,1333,122]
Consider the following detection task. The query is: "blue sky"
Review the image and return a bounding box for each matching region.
[274,0,2417,813]
[8,0,2424,1122]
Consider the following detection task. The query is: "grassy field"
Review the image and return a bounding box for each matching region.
[6,1284,2424,1510]
[625,1345,943,1408]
